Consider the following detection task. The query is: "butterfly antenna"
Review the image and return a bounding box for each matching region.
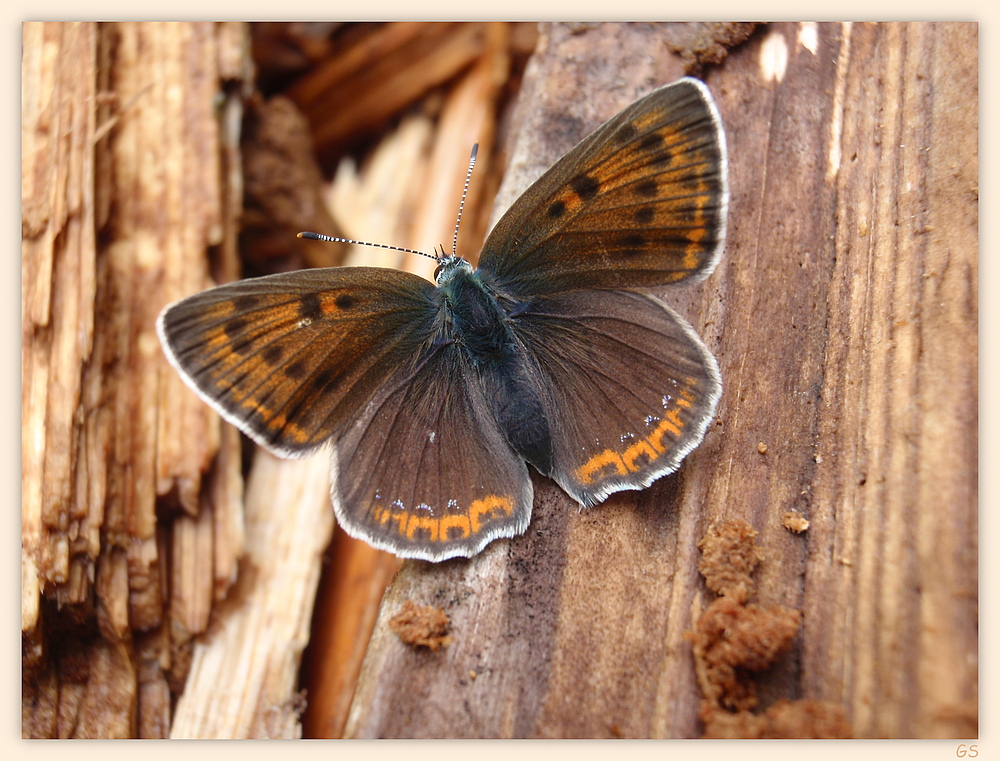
[452,143,479,257]
[297,231,439,262]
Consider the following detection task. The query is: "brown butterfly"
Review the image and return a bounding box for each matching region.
[157,77,728,561]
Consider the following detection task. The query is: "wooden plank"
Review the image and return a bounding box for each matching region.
[344,22,977,739]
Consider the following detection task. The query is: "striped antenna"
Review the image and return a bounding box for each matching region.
[452,143,479,256]
[297,231,439,262]
[300,143,480,263]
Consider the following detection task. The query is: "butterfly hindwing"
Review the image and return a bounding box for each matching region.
[157,267,440,456]
[332,340,533,561]
[477,77,728,296]
[510,288,721,506]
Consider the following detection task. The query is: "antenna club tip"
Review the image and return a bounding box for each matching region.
[471,143,479,159]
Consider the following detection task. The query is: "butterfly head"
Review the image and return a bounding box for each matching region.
[433,253,473,286]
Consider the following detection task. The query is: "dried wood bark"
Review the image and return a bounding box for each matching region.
[343,22,977,739]
[22,21,251,738]
[287,22,497,161]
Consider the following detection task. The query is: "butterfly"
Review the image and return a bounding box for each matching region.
[157,76,728,562]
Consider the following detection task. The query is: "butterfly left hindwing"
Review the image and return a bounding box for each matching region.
[332,339,533,560]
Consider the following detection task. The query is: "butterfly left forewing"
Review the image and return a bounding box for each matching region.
[157,267,439,457]
[477,77,727,296]
[511,288,721,506]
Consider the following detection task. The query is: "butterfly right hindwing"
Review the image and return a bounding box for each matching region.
[509,287,721,506]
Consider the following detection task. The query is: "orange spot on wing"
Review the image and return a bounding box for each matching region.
[405,514,439,542]
[469,495,514,532]
[575,379,701,487]
[440,514,472,539]
[577,449,628,485]
[622,439,658,472]
[369,495,515,544]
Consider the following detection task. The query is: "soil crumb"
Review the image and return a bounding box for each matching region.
[688,520,851,738]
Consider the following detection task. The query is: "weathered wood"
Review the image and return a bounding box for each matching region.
[287,22,493,161]
[21,21,251,738]
[22,20,99,633]
[344,22,977,739]
[170,451,333,738]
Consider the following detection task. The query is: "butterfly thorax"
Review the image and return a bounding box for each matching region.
[434,256,554,476]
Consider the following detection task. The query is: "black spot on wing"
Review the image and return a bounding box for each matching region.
[633,206,655,225]
[299,292,323,321]
[621,233,646,257]
[313,368,339,393]
[639,132,663,151]
[224,317,248,340]
[286,360,308,380]
[570,174,600,202]
[636,179,658,198]
[262,344,284,365]
[615,121,638,143]
[650,145,675,166]
[232,294,261,311]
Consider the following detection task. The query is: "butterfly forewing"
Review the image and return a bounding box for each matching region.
[333,341,533,561]
[477,77,727,295]
[512,289,721,505]
[158,268,439,456]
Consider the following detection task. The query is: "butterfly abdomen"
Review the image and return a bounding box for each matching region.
[480,358,554,477]
[438,265,554,476]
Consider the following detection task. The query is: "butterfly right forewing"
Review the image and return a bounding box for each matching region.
[477,77,728,296]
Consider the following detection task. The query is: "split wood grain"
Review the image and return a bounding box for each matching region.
[170,451,333,738]
[21,21,250,738]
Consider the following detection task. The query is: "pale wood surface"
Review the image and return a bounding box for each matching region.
[344,22,978,739]
[22,22,252,738]
[170,452,333,738]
